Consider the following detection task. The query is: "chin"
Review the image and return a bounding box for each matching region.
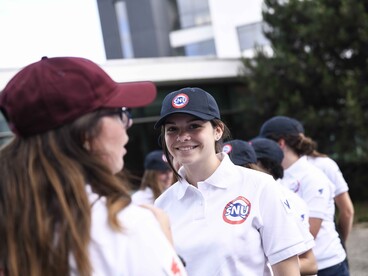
[112,162,124,175]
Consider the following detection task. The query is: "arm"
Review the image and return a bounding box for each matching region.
[298,249,317,276]
[335,191,354,244]
[309,217,322,238]
[271,255,301,276]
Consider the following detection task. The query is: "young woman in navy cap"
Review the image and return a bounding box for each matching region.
[259,116,349,276]
[154,87,307,276]
[0,57,186,276]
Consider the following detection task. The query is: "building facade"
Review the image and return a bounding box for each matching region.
[97,0,268,59]
[0,0,268,179]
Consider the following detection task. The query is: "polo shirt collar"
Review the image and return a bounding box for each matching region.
[175,153,234,199]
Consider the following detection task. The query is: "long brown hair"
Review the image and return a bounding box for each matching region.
[0,109,131,276]
[139,170,171,200]
[265,133,316,157]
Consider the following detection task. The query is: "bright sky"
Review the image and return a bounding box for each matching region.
[0,0,106,69]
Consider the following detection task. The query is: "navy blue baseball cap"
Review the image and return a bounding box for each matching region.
[144,150,170,171]
[259,116,304,138]
[250,137,284,165]
[222,139,257,166]
[154,87,220,129]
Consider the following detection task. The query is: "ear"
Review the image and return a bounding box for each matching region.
[278,138,286,149]
[214,123,224,140]
[83,140,91,151]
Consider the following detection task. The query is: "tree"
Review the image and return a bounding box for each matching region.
[242,0,368,162]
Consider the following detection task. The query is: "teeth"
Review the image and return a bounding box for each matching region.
[178,146,194,151]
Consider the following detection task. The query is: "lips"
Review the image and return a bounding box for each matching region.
[175,145,197,151]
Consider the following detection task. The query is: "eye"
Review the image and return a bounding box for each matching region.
[165,125,178,133]
[188,123,202,129]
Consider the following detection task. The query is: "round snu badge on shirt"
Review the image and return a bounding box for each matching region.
[222,196,251,224]
[172,93,189,109]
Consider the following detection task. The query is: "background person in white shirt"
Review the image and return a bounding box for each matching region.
[0,57,186,276]
[289,118,355,246]
[154,87,307,276]
[132,150,174,204]
[250,137,317,275]
[259,116,349,276]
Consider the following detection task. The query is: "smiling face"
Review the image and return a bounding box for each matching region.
[164,113,223,170]
[89,115,130,174]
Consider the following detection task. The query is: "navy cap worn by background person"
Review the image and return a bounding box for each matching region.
[154,87,220,129]
[222,139,257,166]
[250,137,284,165]
[0,56,157,137]
[259,116,304,138]
[144,150,171,171]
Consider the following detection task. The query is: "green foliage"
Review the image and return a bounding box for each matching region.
[242,0,368,162]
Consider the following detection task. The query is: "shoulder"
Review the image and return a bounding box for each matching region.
[307,156,339,171]
[131,187,154,205]
[154,181,180,207]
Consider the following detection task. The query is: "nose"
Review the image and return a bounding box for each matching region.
[176,130,191,142]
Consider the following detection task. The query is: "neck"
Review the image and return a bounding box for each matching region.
[281,148,300,170]
[183,154,221,186]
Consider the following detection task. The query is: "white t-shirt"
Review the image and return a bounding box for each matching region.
[279,156,346,270]
[72,186,187,276]
[132,187,155,205]
[307,156,349,197]
[155,153,306,276]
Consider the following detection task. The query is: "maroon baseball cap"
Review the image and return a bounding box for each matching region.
[0,56,157,137]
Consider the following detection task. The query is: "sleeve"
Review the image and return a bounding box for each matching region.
[301,173,332,220]
[323,159,349,196]
[258,180,307,265]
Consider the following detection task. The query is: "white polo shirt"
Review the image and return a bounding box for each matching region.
[278,184,315,251]
[74,186,187,276]
[279,156,346,270]
[307,156,349,197]
[132,187,155,204]
[155,153,306,276]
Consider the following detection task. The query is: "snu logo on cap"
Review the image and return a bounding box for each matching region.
[222,196,251,225]
[172,93,189,109]
[223,144,233,154]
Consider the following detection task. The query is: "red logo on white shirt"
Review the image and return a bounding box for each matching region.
[171,258,184,275]
[222,196,251,224]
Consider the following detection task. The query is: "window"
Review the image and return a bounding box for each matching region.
[177,39,216,56]
[114,1,134,58]
[237,22,269,51]
[176,0,211,29]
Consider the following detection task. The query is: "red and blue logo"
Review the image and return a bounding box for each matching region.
[222,196,251,224]
[172,93,189,109]
[290,181,301,193]
[222,144,233,154]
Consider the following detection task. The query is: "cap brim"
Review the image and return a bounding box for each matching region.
[105,81,157,108]
[154,110,215,129]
